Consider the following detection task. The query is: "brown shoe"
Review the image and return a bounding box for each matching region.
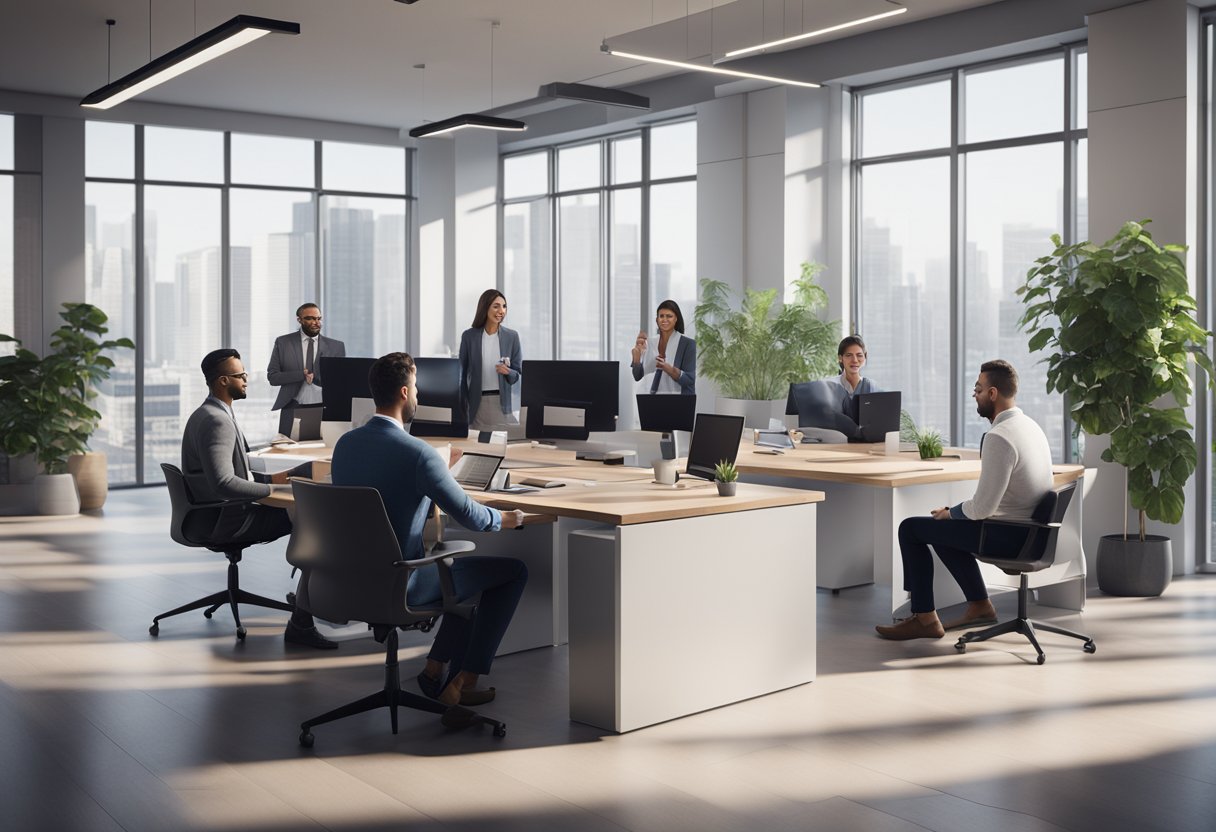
[875,615,945,640]
[942,600,998,631]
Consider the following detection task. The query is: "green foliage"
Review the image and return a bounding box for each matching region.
[915,428,943,460]
[1018,220,1213,529]
[713,459,739,483]
[0,303,135,474]
[694,263,840,401]
[899,410,919,443]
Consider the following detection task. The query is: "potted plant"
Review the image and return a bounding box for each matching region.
[695,262,839,427]
[914,428,944,460]
[1018,220,1213,596]
[714,459,739,497]
[0,303,134,514]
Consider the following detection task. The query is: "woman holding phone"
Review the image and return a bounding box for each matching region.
[459,289,522,430]
[631,299,696,395]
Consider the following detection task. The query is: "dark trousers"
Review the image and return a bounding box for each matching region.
[219,504,315,630]
[408,556,529,677]
[899,515,990,614]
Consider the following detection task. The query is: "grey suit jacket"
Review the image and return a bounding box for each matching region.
[459,326,522,418]
[181,398,271,505]
[267,331,346,411]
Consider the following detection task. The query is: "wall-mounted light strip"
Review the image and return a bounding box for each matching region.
[408,113,527,139]
[81,15,300,109]
[722,6,907,59]
[601,44,820,89]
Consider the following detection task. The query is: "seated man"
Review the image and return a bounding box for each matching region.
[331,352,528,707]
[876,359,1053,640]
[182,348,336,649]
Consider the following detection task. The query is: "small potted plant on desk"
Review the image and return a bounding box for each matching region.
[915,428,944,460]
[714,460,738,497]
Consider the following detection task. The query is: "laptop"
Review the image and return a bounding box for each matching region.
[853,391,902,443]
[449,452,504,491]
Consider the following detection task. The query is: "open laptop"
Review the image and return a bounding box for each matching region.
[449,452,504,491]
[853,391,902,443]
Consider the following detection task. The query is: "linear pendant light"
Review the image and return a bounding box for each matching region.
[408,114,527,139]
[722,6,907,59]
[601,44,820,89]
[81,15,300,109]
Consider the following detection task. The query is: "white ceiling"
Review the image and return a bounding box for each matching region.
[0,0,1004,130]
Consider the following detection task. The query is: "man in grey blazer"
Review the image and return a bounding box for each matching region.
[182,348,337,649]
[268,303,346,433]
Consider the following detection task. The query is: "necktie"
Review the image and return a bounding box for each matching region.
[305,338,315,374]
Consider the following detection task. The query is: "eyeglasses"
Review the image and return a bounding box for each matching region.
[222,372,249,381]
[300,316,322,322]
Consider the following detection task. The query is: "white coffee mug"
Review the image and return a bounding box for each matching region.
[654,459,679,485]
[885,431,900,456]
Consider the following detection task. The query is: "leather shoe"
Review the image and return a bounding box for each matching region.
[875,615,945,640]
[418,671,496,706]
[284,621,338,649]
[942,601,998,631]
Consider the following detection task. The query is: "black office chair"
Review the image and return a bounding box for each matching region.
[955,481,1095,664]
[149,464,294,640]
[287,479,505,747]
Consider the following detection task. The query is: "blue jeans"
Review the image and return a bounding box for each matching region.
[408,555,528,676]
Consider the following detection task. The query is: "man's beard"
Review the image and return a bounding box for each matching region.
[976,398,994,420]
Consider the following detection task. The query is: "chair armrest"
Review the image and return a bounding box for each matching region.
[391,552,476,620]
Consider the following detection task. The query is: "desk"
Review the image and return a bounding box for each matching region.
[734,441,1088,616]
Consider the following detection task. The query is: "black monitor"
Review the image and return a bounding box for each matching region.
[789,381,859,439]
[851,391,902,443]
[636,394,697,434]
[409,356,468,438]
[320,356,376,422]
[522,360,619,441]
[685,413,745,481]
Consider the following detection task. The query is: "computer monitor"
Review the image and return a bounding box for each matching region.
[851,391,902,443]
[408,356,467,438]
[636,394,697,434]
[685,413,745,481]
[789,381,859,439]
[522,360,619,441]
[320,356,376,422]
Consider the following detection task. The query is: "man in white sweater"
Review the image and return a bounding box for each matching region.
[876,360,1053,640]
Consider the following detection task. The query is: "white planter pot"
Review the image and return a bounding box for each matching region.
[35,473,80,516]
[68,451,108,511]
[717,397,784,429]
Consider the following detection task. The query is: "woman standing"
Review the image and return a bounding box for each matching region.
[631,299,696,395]
[459,289,522,430]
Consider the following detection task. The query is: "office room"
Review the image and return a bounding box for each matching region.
[0,0,1214,830]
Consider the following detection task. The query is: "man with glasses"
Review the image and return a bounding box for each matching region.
[875,359,1053,641]
[181,348,337,649]
[268,303,346,436]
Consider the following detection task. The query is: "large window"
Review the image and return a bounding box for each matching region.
[87,124,413,485]
[501,120,697,362]
[854,48,1088,459]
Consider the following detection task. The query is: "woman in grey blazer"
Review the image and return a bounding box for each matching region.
[459,289,523,430]
[631,299,696,394]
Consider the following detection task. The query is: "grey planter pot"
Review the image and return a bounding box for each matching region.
[34,473,80,516]
[716,481,737,497]
[1096,533,1172,597]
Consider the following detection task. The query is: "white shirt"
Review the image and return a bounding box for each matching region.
[635,331,682,395]
[297,331,323,405]
[481,330,502,392]
[959,407,1054,521]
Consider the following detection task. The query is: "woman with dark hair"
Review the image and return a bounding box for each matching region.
[459,289,522,430]
[829,334,881,413]
[631,299,696,395]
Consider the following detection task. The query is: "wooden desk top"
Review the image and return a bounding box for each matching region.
[510,465,655,484]
[734,440,1083,488]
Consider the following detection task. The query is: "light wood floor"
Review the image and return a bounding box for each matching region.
[1,488,1214,832]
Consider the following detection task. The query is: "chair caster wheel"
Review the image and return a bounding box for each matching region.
[1036,654,1045,665]
[493,725,507,738]
[299,730,314,748]
[236,627,247,640]
[286,592,296,607]
[149,623,159,637]
[954,639,966,653]
[1083,641,1096,654]
[203,610,213,619]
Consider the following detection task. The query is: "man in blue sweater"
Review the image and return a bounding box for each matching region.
[331,352,527,707]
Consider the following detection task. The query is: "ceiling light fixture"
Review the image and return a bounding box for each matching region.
[410,20,527,139]
[537,82,650,110]
[722,5,907,59]
[81,14,300,109]
[600,44,820,89]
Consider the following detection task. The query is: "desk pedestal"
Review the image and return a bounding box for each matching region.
[568,504,817,733]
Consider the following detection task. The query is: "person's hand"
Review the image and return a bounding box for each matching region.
[495,358,511,376]
[503,509,525,529]
[303,370,314,384]
[656,355,678,379]
[448,448,463,469]
[931,506,951,521]
[631,331,647,364]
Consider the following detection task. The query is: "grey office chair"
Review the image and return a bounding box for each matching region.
[286,479,505,747]
[955,481,1095,664]
[150,464,294,640]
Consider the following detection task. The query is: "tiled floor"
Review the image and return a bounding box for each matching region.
[1,488,1214,831]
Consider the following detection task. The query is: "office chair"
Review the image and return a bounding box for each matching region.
[955,481,1095,664]
[287,479,505,747]
[149,464,294,640]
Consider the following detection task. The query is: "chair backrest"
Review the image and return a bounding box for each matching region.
[160,463,210,548]
[981,481,1077,571]
[287,479,441,626]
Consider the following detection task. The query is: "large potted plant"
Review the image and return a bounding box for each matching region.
[1018,220,1213,596]
[695,262,839,427]
[0,303,134,514]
